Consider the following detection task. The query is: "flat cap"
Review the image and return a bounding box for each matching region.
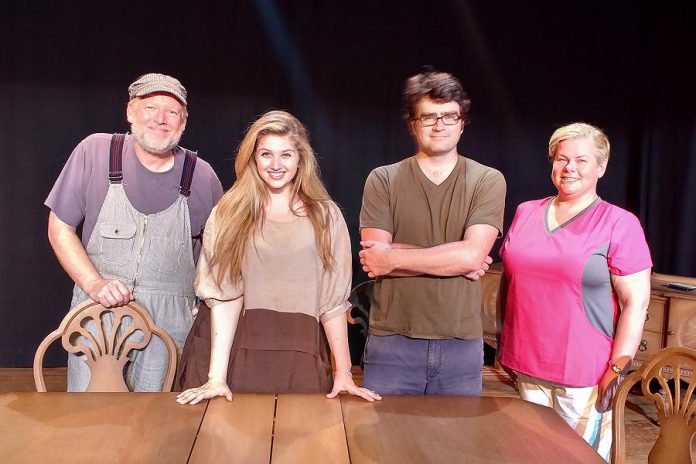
[128,73,187,105]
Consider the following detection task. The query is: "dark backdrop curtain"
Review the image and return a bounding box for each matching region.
[0,1,693,366]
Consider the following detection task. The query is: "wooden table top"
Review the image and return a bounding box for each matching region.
[188,393,274,464]
[0,392,604,463]
[273,394,350,463]
[340,395,606,464]
[0,392,206,464]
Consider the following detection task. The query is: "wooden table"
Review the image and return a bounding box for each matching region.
[189,393,351,464]
[0,392,604,463]
[0,392,206,464]
[340,395,605,463]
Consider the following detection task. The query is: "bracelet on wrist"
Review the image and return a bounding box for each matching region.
[609,363,623,374]
[334,370,353,377]
[607,356,632,375]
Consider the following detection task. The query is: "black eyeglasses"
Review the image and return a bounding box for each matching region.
[413,113,462,127]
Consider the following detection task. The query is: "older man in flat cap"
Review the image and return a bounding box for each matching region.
[46,73,223,391]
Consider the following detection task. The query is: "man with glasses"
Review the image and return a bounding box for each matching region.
[359,70,506,395]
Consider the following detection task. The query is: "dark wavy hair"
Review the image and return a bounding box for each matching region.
[402,70,471,125]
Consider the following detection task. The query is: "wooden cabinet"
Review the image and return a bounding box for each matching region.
[654,275,696,349]
[480,266,696,365]
[634,296,667,363]
[480,263,501,348]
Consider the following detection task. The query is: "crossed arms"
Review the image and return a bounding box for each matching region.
[359,224,499,280]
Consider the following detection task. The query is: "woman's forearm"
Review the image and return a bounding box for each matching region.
[610,269,651,361]
[322,311,352,373]
[207,297,243,381]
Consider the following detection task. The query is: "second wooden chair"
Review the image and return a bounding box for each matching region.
[612,346,696,464]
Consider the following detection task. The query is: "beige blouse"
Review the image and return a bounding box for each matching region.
[195,201,351,322]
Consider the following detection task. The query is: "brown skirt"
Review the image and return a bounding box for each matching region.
[177,303,333,393]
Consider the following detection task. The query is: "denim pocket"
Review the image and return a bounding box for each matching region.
[144,236,186,275]
[99,222,137,267]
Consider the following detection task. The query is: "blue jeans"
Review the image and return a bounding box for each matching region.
[362,334,483,395]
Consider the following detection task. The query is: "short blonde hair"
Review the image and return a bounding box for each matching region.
[548,122,610,165]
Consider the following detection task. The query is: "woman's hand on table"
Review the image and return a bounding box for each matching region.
[326,371,382,402]
[176,378,233,405]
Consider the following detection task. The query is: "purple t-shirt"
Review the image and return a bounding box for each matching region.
[45,133,223,253]
[499,197,652,386]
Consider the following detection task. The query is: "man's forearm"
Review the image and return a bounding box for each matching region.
[360,240,488,277]
[385,243,424,276]
[386,241,488,276]
[48,212,103,292]
[360,224,498,278]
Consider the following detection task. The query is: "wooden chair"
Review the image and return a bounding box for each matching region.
[347,280,374,339]
[345,280,374,385]
[33,300,178,392]
[612,346,696,464]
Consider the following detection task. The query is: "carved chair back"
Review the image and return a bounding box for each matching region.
[612,346,696,464]
[347,280,374,339]
[33,300,177,392]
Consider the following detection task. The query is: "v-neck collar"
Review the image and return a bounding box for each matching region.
[412,156,464,189]
[544,196,601,234]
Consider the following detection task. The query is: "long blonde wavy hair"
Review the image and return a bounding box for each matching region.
[210,110,334,286]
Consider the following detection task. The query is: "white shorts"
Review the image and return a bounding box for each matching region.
[516,372,611,462]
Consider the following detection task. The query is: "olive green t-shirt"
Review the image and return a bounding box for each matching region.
[359,156,506,339]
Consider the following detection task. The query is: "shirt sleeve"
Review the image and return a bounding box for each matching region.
[194,208,244,307]
[189,160,224,262]
[466,167,506,237]
[44,138,93,227]
[608,210,653,275]
[359,167,393,232]
[189,159,224,237]
[319,203,352,323]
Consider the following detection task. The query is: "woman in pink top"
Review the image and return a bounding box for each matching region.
[498,122,652,461]
[176,111,380,404]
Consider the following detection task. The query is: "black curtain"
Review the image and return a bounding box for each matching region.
[1,1,694,367]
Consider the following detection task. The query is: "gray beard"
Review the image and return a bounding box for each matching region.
[131,123,183,155]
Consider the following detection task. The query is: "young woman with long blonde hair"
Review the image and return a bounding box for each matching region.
[177,110,379,403]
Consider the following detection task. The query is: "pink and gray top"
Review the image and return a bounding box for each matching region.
[499,197,652,387]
